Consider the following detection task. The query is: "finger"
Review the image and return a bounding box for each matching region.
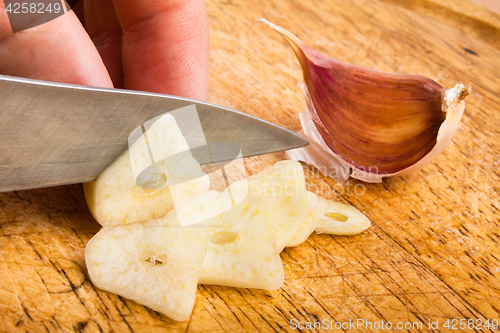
[0,0,12,38]
[0,4,112,87]
[112,0,209,101]
[84,0,124,88]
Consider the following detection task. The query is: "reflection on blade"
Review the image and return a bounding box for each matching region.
[128,106,248,227]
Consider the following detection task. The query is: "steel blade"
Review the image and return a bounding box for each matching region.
[0,75,307,192]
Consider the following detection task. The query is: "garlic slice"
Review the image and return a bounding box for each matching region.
[286,191,318,247]
[199,220,285,290]
[199,161,317,289]
[84,114,209,226]
[315,197,371,235]
[85,213,210,322]
[243,160,317,250]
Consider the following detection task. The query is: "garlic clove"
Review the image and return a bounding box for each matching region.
[260,19,470,182]
[314,197,371,235]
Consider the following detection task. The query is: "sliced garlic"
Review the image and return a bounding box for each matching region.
[85,153,368,321]
[286,191,318,247]
[84,114,209,226]
[200,221,285,290]
[199,160,317,289]
[85,212,210,322]
[314,197,371,235]
[244,160,317,250]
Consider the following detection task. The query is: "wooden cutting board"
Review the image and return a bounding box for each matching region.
[1,0,499,331]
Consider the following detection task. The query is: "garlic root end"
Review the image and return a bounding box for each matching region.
[442,84,471,113]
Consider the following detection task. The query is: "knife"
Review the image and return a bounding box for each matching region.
[0,74,308,192]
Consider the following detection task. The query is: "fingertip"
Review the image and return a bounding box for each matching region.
[0,0,14,38]
[113,0,209,101]
[0,10,112,88]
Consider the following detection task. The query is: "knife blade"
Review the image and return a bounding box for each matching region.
[0,74,308,192]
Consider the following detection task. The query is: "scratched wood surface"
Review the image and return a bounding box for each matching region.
[1,0,499,332]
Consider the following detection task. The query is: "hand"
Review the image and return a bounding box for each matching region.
[0,0,209,101]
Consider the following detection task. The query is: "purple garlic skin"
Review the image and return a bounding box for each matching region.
[261,19,470,181]
[302,44,445,174]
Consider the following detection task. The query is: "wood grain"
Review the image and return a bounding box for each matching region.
[1,0,499,331]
